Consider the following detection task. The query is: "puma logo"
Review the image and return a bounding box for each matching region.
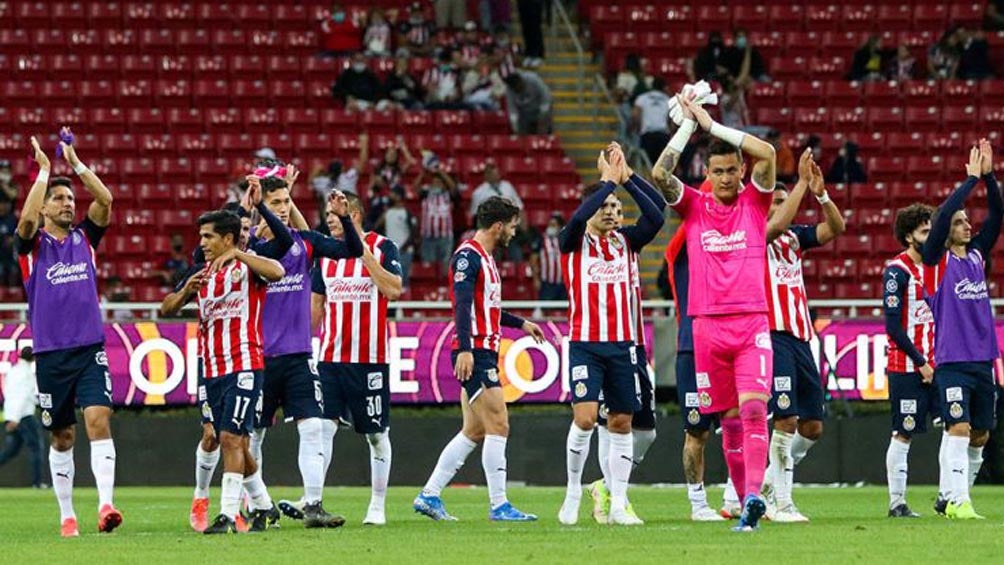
[56,472,70,479]
[755,378,768,388]
[104,456,115,461]
[952,469,965,475]
[374,457,387,463]
[199,465,214,471]
[619,455,633,463]
[569,449,582,455]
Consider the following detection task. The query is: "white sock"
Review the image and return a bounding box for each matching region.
[321,420,337,480]
[90,439,116,509]
[885,437,910,509]
[968,445,984,488]
[790,431,816,466]
[945,435,970,504]
[564,423,593,500]
[607,431,633,513]
[195,444,220,499]
[50,447,76,521]
[632,428,656,466]
[723,476,739,505]
[687,482,709,511]
[221,472,243,518]
[938,432,951,497]
[367,430,392,510]
[596,426,611,488]
[242,470,273,511]
[297,418,325,503]
[250,428,266,473]
[422,432,478,497]
[769,430,794,507]
[483,434,508,508]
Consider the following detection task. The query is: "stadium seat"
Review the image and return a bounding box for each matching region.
[167,108,205,134]
[884,132,926,158]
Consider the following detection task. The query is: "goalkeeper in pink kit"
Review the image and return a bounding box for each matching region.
[651,94,777,531]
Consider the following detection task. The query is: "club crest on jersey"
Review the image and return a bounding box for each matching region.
[574,382,587,398]
[237,372,255,391]
[886,279,898,293]
[72,232,82,245]
[949,402,963,419]
[777,393,791,410]
[900,399,917,415]
[609,236,623,249]
[368,372,384,390]
[902,415,916,431]
[231,268,244,283]
[486,368,499,383]
[290,242,303,256]
[699,391,712,408]
[201,402,213,421]
[41,410,52,427]
[456,257,469,272]
[687,409,701,425]
[38,393,52,409]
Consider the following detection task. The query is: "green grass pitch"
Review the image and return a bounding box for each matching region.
[2,486,1001,563]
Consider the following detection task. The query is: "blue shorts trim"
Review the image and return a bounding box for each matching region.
[676,351,714,431]
[35,343,112,430]
[204,371,264,436]
[768,332,825,421]
[259,353,323,427]
[318,362,390,434]
[568,341,641,414]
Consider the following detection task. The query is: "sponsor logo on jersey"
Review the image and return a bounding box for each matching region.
[696,372,711,389]
[946,386,963,402]
[773,264,803,286]
[325,277,376,302]
[237,372,255,391]
[755,332,771,350]
[198,385,207,401]
[38,393,52,409]
[700,229,747,253]
[571,365,588,382]
[900,399,917,415]
[267,272,305,294]
[774,376,792,392]
[230,268,244,283]
[911,303,934,323]
[954,278,989,301]
[95,351,108,366]
[368,372,384,390]
[45,261,90,285]
[685,392,700,408]
[585,260,628,285]
[202,294,246,322]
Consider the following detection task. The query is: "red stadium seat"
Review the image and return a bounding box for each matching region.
[128,108,166,134]
[905,156,946,181]
[88,2,123,27]
[867,157,906,182]
[862,81,901,107]
[89,108,127,134]
[156,80,191,107]
[435,111,473,132]
[231,80,269,107]
[13,55,48,82]
[794,108,831,133]
[167,108,205,134]
[157,55,193,81]
[876,5,912,30]
[487,135,526,159]
[474,111,512,135]
[205,108,243,134]
[244,108,281,134]
[804,5,840,33]
[141,29,177,55]
[176,134,213,156]
[912,5,948,33]
[904,106,942,132]
[787,81,826,107]
[884,132,926,158]
[824,81,862,107]
[840,5,876,33]
[320,109,359,131]
[360,110,398,134]
[216,134,255,159]
[283,108,320,134]
[941,105,979,131]
[177,30,212,56]
[399,111,434,134]
[193,80,231,107]
[770,57,808,81]
[212,30,248,56]
[83,55,120,81]
[866,107,904,132]
[119,80,155,108]
[103,134,138,158]
[903,80,940,106]
[124,2,157,29]
[158,210,196,230]
[948,3,985,28]
[39,80,79,106]
[767,4,805,31]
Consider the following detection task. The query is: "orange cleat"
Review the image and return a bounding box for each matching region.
[234,513,249,533]
[61,517,79,538]
[98,504,123,533]
[190,498,210,532]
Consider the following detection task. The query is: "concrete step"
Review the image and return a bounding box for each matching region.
[554,114,616,124]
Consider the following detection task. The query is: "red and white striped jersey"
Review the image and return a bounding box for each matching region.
[450,239,502,351]
[628,249,646,347]
[537,234,562,284]
[315,233,397,364]
[421,190,454,239]
[563,231,634,343]
[886,253,935,372]
[197,260,266,379]
[766,226,819,341]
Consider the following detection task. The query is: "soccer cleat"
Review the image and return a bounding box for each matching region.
[608,506,644,526]
[203,513,239,534]
[265,504,281,528]
[764,497,777,521]
[303,501,346,529]
[946,501,985,520]
[888,504,920,518]
[97,504,123,533]
[60,517,79,538]
[772,504,810,523]
[234,513,249,533]
[190,497,210,532]
[732,495,767,532]
[363,507,386,526]
[413,494,458,521]
[933,494,949,516]
[588,479,610,524]
[558,496,581,525]
[278,498,306,520]
[247,505,279,532]
[489,502,538,522]
[624,501,641,522]
[691,506,726,521]
[720,501,742,520]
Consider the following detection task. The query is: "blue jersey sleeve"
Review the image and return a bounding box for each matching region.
[791,224,821,251]
[558,181,617,253]
[619,175,666,252]
[310,265,325,294]
[882,265,927,367]
[378,239,404,277]
[923,175,979,265]
[250,202,294,260]
[79,217,108,249]
[301,226,363,261]
[452,250,482,352]
[969,173,1003,258]
[500,311,525,329]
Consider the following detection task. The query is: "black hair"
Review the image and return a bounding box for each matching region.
[772,181,789,192]
[343,192,364,215]
[581,182,606,200]
[45,177,74,200]
[237,176,288,194]
[705,139,743,165]
[19,346,33,362]
[197,209,242,244]
[476,196,520,229]
[221,202,244,215]
[894,203,936,247]
[651,76,666,92]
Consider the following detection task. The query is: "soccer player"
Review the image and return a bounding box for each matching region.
[761,154,846,523]
[161,177,292,534]
[921,140,1001,520]
[587,143,663,523]
[302,193,402,526]
[245,165,362,529]
[882,203,938,518]
[413,196,545,522]
[650,94,777,531]
[558,147,664,526]
[15,133,121,537]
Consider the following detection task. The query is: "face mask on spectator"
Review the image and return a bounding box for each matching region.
[546,226,559,237]
[352,62,367,72]
[0,171,10,183]
[735,36,747,49]
[332,11,345,23]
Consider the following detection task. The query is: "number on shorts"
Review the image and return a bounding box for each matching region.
[233,396,251,421]
[760,355,766,378]
[366,396,382,417]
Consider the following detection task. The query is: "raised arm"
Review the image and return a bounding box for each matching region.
[284,164,311,231]
[247,177,294,260]
[969,139,1002,257]
[611,145,665,250]
[809,160,847,246]
[363,239,403,300]
[651,103,695,206]
[15,137,50,241]
[922,147,982,265]
[682,96,776,191]
[60,129,113,227]
[558,152,618,253]
[160,267,206,317]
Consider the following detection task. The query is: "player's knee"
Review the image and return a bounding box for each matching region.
[892,432,911,444]
[606,413,632,434]
[219,432,244,451]
[201,434,220,452]
[572,413,597,431]
[798,420,823,441]
[684,429,709,448]
[970,430,990,447]
[773,416,797,434]
[82,408,112,440]
[297,418,323,439]
[948,422,971,437]
[738,399,767,421]
[51,427,75,451]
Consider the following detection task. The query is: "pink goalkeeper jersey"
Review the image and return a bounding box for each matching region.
[671,181,772,317]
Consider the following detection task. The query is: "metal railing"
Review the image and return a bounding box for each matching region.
[550,0,586,105]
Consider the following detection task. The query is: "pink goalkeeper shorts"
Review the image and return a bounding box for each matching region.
[692,313,773,414]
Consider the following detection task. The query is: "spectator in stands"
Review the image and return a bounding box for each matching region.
[530,212,568,303]
[470,163,524,222]
[0,160,17,204]
[0,197,17,286]
[491,27,522,73]
[825,141,868,184]
[436,0,467,29]
[457,20,486,67]
[691,31,731,82]
[311,133,368,215]
[423,48,466,109]
[320,3,363,56]
[767,129,796,184]
[416,154,461,275]
[376,186,418,289]
[725,28,770,84]
[363,7,393,57]
[678,134,710,187]
[397,2,436,57]
[385,54,426,109]
[373,137,417,194]
[366,176,393,233]
[958,27,995,79]
[102,277,132,321]
[802,134,823,163]
[155,234,191,287]
[632,76,671,165]
[615,54,651,104]
[718,75,750,130]
[503,69,552,134]
[985,0,1004,30]
[849,35,886,81]
[462,54,505,110]
[480,0,512,33]
[517,0,545,67]
[928,30,961,79]
[332,53,388,110]
[885,45,918,81]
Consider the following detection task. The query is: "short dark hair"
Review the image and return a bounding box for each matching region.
[19,346,33,362]
[238,176,288,194]
[894,203,936,247]
[221,202,243,215]
[705,139,743,166]
[344,192,364,216]
[581,182,606,200]
[773,181,788,192]
[45,177,73,200]
[476,196,520,229]
[197,209,242,244]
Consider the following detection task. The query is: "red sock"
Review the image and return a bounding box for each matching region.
[739,399,769,498]
[721,416,746,501]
